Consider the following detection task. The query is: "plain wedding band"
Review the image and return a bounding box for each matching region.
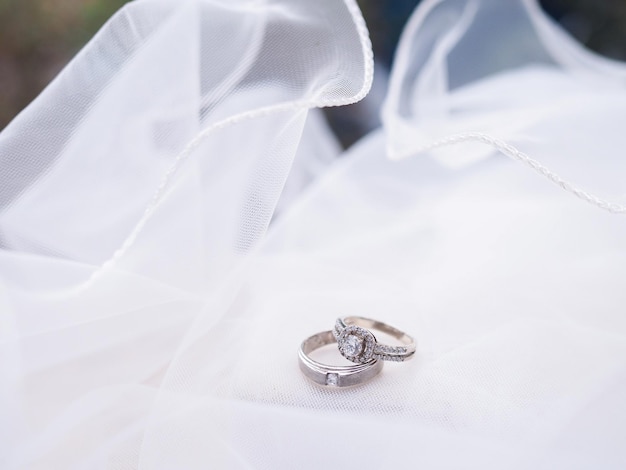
[298,330,383,387]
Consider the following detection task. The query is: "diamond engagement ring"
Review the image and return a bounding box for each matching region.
[298,331,383,387]
[333,316,416,363]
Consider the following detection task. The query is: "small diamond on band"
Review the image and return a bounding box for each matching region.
[326,373,339,386]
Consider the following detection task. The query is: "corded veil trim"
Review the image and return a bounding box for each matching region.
[398,132,626,215]
[74,0,374,292]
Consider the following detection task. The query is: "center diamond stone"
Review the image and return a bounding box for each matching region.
[343,334,363,356]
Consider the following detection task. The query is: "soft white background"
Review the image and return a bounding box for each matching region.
[1,0,625,468]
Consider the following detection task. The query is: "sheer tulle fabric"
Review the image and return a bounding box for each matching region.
[1,0,625,468]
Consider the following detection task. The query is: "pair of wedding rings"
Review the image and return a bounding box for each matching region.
[298,316,416,387]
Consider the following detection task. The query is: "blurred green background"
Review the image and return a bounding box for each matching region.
[1,0,625,143]
[0,0,128,126]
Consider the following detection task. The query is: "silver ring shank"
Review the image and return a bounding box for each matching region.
[299,331,383,387]
[335,316,416,362]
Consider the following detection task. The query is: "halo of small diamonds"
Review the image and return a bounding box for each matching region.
[337,325,376,363]
[334,317,416,363]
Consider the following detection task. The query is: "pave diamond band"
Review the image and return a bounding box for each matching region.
[333,316,416,363]
[298,330,383,387]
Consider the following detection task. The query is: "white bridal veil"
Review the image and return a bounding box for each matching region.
[1,0,626,468]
